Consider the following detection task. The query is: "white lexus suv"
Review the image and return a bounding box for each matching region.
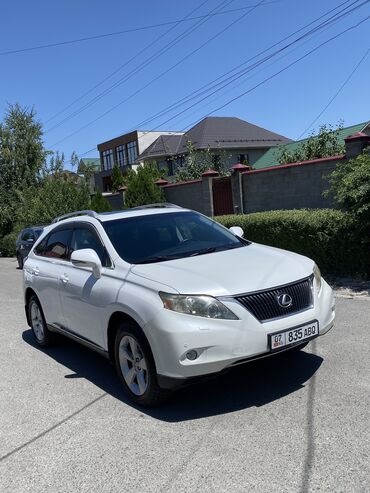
[23,205,335,406]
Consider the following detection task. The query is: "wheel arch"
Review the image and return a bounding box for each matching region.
[107,311,149,363]
[25,287,38,326]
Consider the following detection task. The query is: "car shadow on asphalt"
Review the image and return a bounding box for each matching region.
[22,329,323,422]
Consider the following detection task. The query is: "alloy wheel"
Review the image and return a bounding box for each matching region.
[119,335,148,396]
[30,301,44,341]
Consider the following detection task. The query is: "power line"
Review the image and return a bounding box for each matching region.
[46,0,235,133]
[52,0,366,147]
[128,0,365,134]
[182,15,369,132]
[44,0,212,125]
[297,46,370,138]
[128,0,357,131]
[48,0,270,145]
[0,3,278,57]
[61,3,369,164]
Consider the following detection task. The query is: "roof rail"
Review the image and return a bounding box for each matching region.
[51,210,99,224]
[131,203,182,210]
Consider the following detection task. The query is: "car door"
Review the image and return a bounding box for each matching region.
[58,223,113,349]
[19,229,34,259]
[31,227,73,328]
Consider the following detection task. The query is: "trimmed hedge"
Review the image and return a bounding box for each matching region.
[216,209,369,277]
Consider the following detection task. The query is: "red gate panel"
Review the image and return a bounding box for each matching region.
[212,177,234,216]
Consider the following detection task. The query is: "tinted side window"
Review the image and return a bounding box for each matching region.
[21,229,31,241]
[44,230,72,260]
[71,227,109,266]
[34,236,48,256]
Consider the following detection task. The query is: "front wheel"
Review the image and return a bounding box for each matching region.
[114,322,167,407]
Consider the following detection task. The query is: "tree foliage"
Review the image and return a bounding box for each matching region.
[90,191,112,213]
[276,123,345,165]
[111,164,125,192]
[124,165,164,208]
[174,141,231,182]
[0,104,92,255]
[327,150,370,221]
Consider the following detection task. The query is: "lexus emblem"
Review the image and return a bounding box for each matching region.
[277,293,293,308]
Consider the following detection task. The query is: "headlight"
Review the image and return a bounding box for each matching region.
[159,292,238,320]
[314,264,322,292]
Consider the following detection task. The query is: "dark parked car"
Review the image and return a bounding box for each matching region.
[16,226,44,269]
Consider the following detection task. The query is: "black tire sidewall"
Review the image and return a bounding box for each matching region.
[28,295,52,347]
[17,254,23,269]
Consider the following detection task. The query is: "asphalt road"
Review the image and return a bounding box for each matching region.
[0,257,369,493]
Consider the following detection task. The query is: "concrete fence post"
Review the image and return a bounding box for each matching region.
[344,132,370,160]
[201,169,219,217]
[230,163,249,214]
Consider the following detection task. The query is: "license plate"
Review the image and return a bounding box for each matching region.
[269,320,319,351]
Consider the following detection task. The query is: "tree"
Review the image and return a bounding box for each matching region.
[0,105,93,255]
[0,104,47,240]
[90,191,112,213]
[111,164,125,192]
[124,165,164,208]
[327,150,370,221]
[276,123,345,165]
[70,151,79,173]
[174,141,231,182]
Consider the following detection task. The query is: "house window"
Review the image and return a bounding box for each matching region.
[239,154,249,164]
[127,141,138,164]
[116,144,127,168]
[102,149,114,170]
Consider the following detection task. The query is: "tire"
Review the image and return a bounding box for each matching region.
[28,295,55,347]
[17,253,23,269]
[114,322,168,407]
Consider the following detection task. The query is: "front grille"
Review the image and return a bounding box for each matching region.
[234,276,313,322]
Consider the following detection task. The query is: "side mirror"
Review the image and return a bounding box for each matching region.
[229,226,244,238]
[71,248,102,279]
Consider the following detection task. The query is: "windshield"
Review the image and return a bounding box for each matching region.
[103,211,247,264]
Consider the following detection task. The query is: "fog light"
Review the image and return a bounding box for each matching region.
[186,350,198,361]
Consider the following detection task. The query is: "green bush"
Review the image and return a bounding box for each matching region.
[90,191,113,213]
[0,230,18,257]
[124,165,164,208]
[216,209,369,277]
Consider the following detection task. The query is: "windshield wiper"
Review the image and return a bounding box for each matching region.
[190,244,243,257]
[135,255,183,264]
[190,247,217,257]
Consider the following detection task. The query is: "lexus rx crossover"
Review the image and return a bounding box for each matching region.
[23,205,335,406]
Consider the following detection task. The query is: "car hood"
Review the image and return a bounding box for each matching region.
[130,243,314,296]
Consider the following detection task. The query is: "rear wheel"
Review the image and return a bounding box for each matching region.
[28,295,55,347]
[114,322,167,407]
[17,253,23,269]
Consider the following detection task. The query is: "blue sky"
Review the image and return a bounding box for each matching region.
[0,0,369,165]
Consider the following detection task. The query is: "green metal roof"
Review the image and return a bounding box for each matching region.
[78,157,101,172]
[253,122,369,170]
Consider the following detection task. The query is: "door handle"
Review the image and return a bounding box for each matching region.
[60,274,69,284]
[33,267,40,276]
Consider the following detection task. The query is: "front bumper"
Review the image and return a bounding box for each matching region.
[144,279,335,382]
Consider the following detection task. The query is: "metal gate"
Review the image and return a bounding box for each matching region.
[212,177,234,216]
